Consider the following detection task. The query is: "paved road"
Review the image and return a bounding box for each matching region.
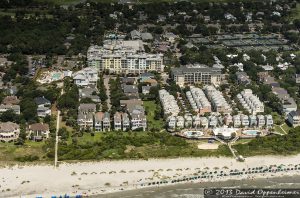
[103,75,112,110]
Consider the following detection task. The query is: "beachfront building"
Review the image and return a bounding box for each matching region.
[249,115,257,128]
[265,114,274,128]
[287,111,300,127]
[171,64,223,87]
[28,123,50,141]
[240,114,250,127]
[204,85,231,114]
[184,114,193,128]
[168,116,177,130]
[233,115,241,128]
[103,112,111,131]
[159,89,180,117]
[209,116,218,128]
[0,122,20,142]
[200,117,208,129]
[257,115,266,128]
[77,103,96,130]
[186,87,211,115]
[224,114,233,126]
[193,115,201,128]
[114,112,122,131]
[87,40,164,74]
[237,89,264,115]
[73,67,98,87]
[213,126,237,140]
[122,113,130,131]
[176,116,185,129]
[94,112,103,131]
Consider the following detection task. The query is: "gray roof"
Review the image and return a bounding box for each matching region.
[122,85,138,94]
[171,65,221,75]
[289,111,300,117]
[141,33,153,40]
[34,97,51,106]
[79,103,96,112]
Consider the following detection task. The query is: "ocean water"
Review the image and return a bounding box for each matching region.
[95,175,300,198]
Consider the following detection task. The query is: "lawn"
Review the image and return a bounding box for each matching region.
[282,123,292,133]
[143,100,165,130]
[274,125,286,134]
[0,141,46,163]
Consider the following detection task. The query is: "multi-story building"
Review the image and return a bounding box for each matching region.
[159,89,180,116]
[186,87,211,115]
[257,115,266,128]
[0,104,20,115]
[265,114,273,128]
[28,123,50,141]
[240,114,250,127]
[171,64,224,87]
[131,106,147,131]
[114,112,122,131]
[0,122,20,142]
[168,116,177,130]
[287,111,300,127]
[233,115,241,128]
[94,112,103,131]
[73,67,98,87]
[237,89,264,115]
[204,85,231,113]
[122,113,130,131]
[193,115,201,128]
[176,116,185,128]
[249,115,257,127]
[103,112,111,131]
[87,40,164,74]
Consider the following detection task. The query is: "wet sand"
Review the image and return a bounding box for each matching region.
[101,175,300,198]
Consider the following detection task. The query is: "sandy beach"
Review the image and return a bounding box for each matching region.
[1,154,300,197]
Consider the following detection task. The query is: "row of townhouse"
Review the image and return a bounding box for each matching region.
[204,85,232,114]
[167,114,273,130]
[87,41,164,74]
[186,86,211,115]
[159,89,180,117]
[77,102,147,131]
[237,89,264,115]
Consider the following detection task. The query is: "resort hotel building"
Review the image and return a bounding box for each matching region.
[170,64,224,87]
[87,40,164,74]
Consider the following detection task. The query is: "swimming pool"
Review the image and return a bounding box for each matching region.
[183,131,204,138]
[243,130,260,136]
[52,72,62,81]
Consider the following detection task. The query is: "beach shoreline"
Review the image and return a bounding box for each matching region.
[0,155,300,197]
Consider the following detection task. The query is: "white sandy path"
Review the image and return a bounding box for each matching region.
[0,154,300,197]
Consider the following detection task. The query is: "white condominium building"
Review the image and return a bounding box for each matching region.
[159,89,180,116]
[237,89,264,115]
[186,86,211,115]
[204,85,231,113]
[87,40,164,74]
